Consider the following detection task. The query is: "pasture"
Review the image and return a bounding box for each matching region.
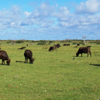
[0,41,100,100]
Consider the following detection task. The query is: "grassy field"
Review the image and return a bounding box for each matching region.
[0,42,100,100]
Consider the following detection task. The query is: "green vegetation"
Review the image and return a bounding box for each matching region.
[15,40,25,43]
[0,40,100,100]
[37,40,53,45]
[37,40,47,45]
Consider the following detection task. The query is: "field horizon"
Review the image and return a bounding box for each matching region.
[0,40,100,100]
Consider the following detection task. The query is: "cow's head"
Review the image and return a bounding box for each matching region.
[76,52,79,57]
[30,58,35,64]
[6,59,11,65]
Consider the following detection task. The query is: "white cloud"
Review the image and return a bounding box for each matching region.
[24,11,31,17]
[52,6,69,19]
[1,1,100,40]
[59,6,69,15]
[76,0,100,14]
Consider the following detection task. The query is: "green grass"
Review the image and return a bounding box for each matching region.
[0,43,100,100]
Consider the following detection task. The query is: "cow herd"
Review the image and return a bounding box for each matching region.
[0,43,91,65]
[48,44,61,51]
[0,49,35,65]
[49,43,91,57]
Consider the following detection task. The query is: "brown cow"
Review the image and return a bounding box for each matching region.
[24,49,34,64]
[48,46,55,51]
[48,44,60,51]
[18,47,26,50]
[63,44,70,46]
[55,44,61,48]
[0,50,11,65]
[77,44,80,46]
[76,46,91,57]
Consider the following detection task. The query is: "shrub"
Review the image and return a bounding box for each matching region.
[37,40,47,45]
[48,41,53,45]
[96,42,100,44]
[72,42,77,45]
[15,40,24,43]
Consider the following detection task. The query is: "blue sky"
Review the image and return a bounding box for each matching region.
[0,0,100,40]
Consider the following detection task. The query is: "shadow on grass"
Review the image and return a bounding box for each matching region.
[16,60,34,64]
[16,60,26,63]
[90,64,100,66]
[0,63,8,65]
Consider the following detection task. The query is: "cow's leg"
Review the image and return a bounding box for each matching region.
[81,53,82,57]
[26,58,28,63]
[2,61,3,65]
[87,52,89,57]
[25,57,28,63]
[89,52,91,57]
[2,60,4,65]
[4,61,5,64]
[25,58,26,63]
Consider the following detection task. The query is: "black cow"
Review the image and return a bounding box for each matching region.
[48,46,55,51]
[77,44,80,46]
[76,46,91,57]
[24,50,34,64]
[18,47,26,50]
[0,50,11,65]
[48,44,61,51]
[63,44,70,46]
[55,44,61,48]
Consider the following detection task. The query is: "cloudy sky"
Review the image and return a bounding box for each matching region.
[0,0,100,40]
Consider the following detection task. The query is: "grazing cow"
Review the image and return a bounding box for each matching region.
[49,44,61,51]
[63,44,70,46]
[24,50,34,64]
[48,46,55,51]
[18,47,26,50]
[55,44,61,48]
[0,50,10,65]
[76,46,91,57]
[77,44,80,46]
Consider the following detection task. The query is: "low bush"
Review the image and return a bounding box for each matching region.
[15,40,24,43]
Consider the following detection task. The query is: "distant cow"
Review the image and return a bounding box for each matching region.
[48,46,55,51]
[77,44,80,46]
[49,44,60,51]
[24,50,34,64]
[18,47,26,50]
[0,50,11,65]
[63,44,70,46]
[55,44,61,48]
[76,46,91,57]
